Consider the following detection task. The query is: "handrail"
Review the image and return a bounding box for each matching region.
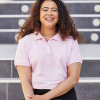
[0,1,100,4]
[0,29,100,32]
[0,57,100,61]
[0,14,100,18]
[0,77,100,83]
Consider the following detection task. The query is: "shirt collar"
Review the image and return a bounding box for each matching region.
[33,31,61,42]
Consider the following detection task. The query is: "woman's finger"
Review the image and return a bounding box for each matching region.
[27,95,34,98]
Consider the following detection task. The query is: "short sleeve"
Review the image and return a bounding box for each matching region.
[14,39,31,69]
[67,39,83,67]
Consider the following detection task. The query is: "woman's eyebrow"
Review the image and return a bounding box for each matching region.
[51,7,58,10]
[42,7,58,10]
[42,7,48,10]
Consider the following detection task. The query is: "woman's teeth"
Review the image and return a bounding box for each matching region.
[45,18,54,21]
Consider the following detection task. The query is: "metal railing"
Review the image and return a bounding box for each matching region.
[0,29,100,32]
[0,1,100,4]
[0,77,100,83]
[0,14,100,18]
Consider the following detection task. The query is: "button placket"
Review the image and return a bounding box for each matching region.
[47,45,51,54]
[46,41,51,54]
[42,37,51,54]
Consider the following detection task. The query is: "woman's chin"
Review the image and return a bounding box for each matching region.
[45,25,56,29]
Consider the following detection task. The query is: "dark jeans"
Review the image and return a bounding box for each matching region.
[20,87,77,100]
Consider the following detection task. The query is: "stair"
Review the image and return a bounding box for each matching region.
[0,0,100,100]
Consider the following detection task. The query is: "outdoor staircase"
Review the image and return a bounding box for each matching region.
[0,0,100,100]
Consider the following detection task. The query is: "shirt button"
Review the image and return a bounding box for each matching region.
[47,46,51,54]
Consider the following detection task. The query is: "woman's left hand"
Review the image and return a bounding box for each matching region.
[28,94,49,100]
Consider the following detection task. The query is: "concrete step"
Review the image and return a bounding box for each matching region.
[0,44,100,60]
[0,1,99,44]
[80,60,100,77]
[1,44,100,59]
[0,44,100,78]
[0,2,97,15]
[1,60,100,78]
[0,78,100,100]
[0,17,97,29]
[0,32,100,44]
[74,82,100,100]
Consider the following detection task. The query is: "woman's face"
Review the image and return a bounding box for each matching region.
[40,0,58,29]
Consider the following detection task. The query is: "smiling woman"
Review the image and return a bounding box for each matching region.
[14,0,86,100]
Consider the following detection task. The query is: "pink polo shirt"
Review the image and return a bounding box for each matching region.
[14,32,83,89]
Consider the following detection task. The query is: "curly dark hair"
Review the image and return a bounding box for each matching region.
[16,0,86,44]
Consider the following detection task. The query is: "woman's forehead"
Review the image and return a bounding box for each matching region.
[40,0,58,9]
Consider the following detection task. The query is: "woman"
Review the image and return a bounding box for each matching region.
[14,0,86,100]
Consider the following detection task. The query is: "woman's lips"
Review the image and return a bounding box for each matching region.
[45,18,54,22]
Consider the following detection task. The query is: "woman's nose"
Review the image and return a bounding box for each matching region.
[47,10,52,15]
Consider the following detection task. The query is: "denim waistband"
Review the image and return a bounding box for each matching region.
[33,87,76,100]
[33,87,75,95]
[33,87,74,91]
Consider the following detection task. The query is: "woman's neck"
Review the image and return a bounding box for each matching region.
[40,26,57,37]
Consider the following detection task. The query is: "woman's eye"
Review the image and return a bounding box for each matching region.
[43,10,48,11]
[52,10,57,12]
[43,10,57,12]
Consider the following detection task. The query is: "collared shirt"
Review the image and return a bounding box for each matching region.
[14,31,83,89]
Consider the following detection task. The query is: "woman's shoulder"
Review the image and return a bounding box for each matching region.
[65,35,78,46]
[19,33,33,43]
[67,35,78,41]
[67,35,73,39]
[17,33,34,51]
[66,35,75,42]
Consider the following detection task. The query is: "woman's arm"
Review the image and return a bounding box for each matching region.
[17,65,34,100]
[43,62,82,100]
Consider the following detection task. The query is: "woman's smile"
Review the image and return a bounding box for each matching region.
[45,17,54,22]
